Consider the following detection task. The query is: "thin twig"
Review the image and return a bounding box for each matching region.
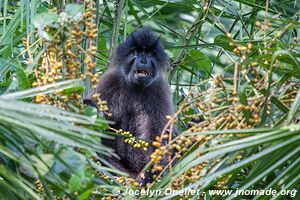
[110,0,124,56]
[233,61,239,96]
[26,32,33,64]
[264,0,269,49]
[94,0,100,75]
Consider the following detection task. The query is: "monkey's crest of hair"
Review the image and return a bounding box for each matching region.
[116,27,169,69]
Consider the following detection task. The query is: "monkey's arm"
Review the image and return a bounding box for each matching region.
[83,69,123,120]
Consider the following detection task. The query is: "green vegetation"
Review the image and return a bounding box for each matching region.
[0,0,299,199]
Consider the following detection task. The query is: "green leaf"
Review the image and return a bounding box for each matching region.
[0,7,21,46]
[68,170,84,192]
[238,85,251,123]
[286,89,300,125]
[84,106,98,117]
[184,50,212,78]
[15,67,30,90]
[0,166,42,200]
[271,96,289,113]
[214,35,233,51]
[53,148,86,174]
[78,188,94,200]
[20,154,55,178]
[32,12,59,40]
[0,79,84,100]
[64,4,84,20]
[32,12,59,29]
[64,85,85,95]
[271,50,299,69]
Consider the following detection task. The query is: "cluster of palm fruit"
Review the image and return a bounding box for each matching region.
[146,19,299,192]
[83,0,99,88]
[30,1,117,197]
[31,1,103,113]
[112,128,150,151]
[116,176,140,187]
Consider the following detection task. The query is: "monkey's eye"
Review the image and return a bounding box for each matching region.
[146,51,154,56]
[131,49,139,56]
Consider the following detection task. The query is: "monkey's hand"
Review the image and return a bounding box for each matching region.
[83,99,105,117]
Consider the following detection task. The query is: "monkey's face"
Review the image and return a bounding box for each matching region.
[117,28,168,88]
[125,48,157,87]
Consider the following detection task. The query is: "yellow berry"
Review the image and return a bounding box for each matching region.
[255,21,261,27]
[133,182,140,187]
[153,142,161,148]
[166,115,172,120]
[226,33,232,39]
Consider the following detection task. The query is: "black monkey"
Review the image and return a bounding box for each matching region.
[85,27,174,184]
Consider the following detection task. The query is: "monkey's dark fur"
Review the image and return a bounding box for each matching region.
[85,27,174,183]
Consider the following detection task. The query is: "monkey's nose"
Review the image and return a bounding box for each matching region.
[140,56,147,64]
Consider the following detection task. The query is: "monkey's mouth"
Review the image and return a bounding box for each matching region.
[135,70,151,78]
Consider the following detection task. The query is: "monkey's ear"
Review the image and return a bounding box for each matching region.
[83,99,105,117]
